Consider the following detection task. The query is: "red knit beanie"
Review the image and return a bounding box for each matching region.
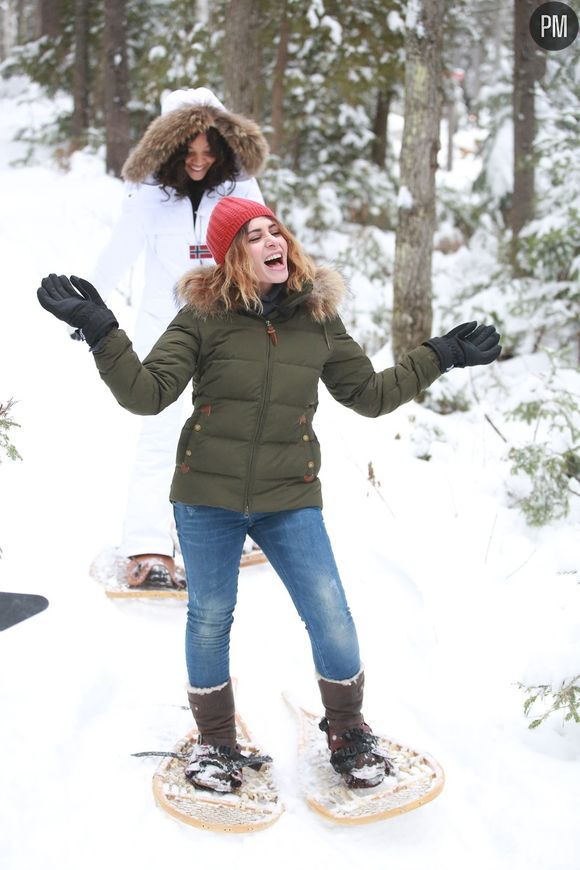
[206,197,277,264]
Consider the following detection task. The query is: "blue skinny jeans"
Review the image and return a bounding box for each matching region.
[173,504,361,688]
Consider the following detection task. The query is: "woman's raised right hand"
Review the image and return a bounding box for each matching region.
[37,274,118,348]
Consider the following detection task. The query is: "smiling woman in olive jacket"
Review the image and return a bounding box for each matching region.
[37,196,501,795]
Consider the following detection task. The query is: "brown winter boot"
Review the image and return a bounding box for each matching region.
[318,671,394,789]
[185,679,243,793]
[185,680,271,794]
[187,679,238,748]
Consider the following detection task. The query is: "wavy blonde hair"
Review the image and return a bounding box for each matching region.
[203,218,317,313]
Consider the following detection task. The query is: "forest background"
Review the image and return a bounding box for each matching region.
[1,0,579,727]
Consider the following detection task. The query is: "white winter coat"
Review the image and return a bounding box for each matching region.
[91,176,264,320]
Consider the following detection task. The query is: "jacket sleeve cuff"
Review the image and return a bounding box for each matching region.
[90,325,120,354]
[422,338,452,373]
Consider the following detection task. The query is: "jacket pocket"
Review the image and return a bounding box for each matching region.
[175,415,195,468]
[298,413,321,482]
[175,405,214,470]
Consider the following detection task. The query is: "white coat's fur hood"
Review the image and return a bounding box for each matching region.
[176,266,346,323]
[122,102,268,183]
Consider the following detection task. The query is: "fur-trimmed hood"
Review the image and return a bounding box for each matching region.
[122,99,268,184]
[176,266,346,323]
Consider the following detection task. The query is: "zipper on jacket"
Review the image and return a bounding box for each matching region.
[265,320,278,345]
[242,322,276,513]
[188,196,207,263]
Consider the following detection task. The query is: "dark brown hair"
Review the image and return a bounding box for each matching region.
[155,127,238,197]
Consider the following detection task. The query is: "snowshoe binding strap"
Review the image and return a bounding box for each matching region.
[125,555,186,590]
[132,747,272,770]
[319,718,395,789]
[183,744,273,794]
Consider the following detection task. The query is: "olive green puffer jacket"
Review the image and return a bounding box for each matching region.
[93,266,442,513]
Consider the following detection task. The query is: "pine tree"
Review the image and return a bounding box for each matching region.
[0,399,22,464]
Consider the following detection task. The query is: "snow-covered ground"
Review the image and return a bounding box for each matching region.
[1,79,579,870]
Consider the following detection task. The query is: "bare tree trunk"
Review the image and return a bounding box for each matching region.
[271,0,289,156]
[38,0,59,38]
[103,0,130,176]
[511,0,545,261]
[493,2,503,64]
[0,0,18,60]
[72,0,90,147]
[445,98,456,171]
[392,0,444,361]
[291,134,302,172]
[16,0,36,43]
[223,0,259,117]
[468,41,481,109]
[371,90,391,167]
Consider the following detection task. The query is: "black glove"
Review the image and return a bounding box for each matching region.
[424,321,501,372]
[37,274,118,348]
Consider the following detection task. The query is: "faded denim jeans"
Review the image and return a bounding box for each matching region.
[173,503,361,688]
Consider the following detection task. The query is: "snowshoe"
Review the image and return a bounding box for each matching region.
[91,546,264,601]
[286,696,445,825]
[138,706,282,832]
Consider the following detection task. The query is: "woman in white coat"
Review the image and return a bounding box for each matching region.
[90,87,268,587]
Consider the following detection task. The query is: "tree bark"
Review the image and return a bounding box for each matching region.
[223,0,259,117]
[511,0,546,255]
[72,0,90,146]
[371,90,391,168]
[103,0,130,177]
[392,0,444,361]
[0,0,18,60]
[445,99,455,171]
[16,0,35,43]
[271,0,289,156]
[38,0,59,38]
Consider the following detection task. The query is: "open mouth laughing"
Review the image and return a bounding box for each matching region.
[264,253,286,270]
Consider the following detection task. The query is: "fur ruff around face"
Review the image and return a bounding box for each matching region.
[176,266,346,323]
[122,104,269,183]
